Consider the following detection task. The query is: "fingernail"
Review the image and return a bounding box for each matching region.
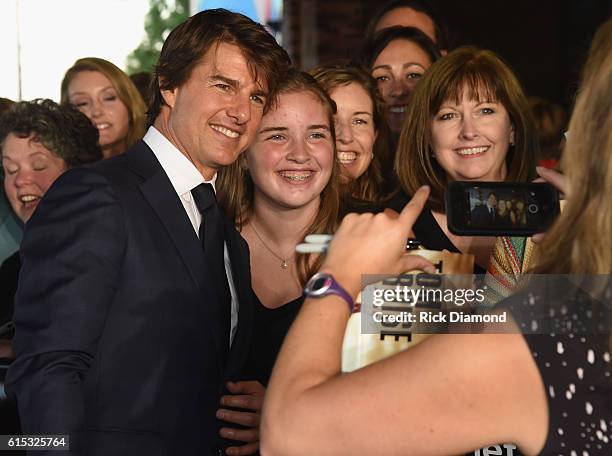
[220,396,227,405]
[216,410,225,419]
[420,185,430,192]
[220,428,235,438]
[425,266,436,274]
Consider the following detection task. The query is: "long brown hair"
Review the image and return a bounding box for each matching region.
[534,19,612,276]
[218,70,341,286]
[311,63,387,203]
[395,46,537,212]
[61,57,147,153]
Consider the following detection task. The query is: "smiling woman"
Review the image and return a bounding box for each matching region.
[311,63,388,203]
[360,26,442,136]
[385,46,537,271]
[61,57,146,159]
[219,69,341,288]
[431,93,514,182]
[0,99,102,223]
[359,26,442,194]
[215,70,341,454]
[0,98,102,358]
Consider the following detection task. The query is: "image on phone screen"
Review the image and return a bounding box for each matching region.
[446,182,560,236]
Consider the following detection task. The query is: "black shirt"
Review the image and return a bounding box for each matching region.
[502,280,612,454]
[0,251,20,330]
[241,292,304,386]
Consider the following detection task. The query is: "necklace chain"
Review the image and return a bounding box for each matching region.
[250,222,294,269]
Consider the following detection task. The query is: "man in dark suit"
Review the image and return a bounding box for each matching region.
[6,9,290,455]
[471,192,498,228]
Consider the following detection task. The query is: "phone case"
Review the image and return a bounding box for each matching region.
[445,182,560,237]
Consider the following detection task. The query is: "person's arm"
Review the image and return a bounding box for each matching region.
[6,168,126,436]
[261,187,548,456]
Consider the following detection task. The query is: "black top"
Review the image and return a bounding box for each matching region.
[241,292,304,386]
[501,280,612,454]
[0,251,20,331]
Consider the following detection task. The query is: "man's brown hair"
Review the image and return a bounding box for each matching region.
[147,8,291,126]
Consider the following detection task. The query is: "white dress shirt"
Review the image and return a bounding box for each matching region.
[144,126,239,345]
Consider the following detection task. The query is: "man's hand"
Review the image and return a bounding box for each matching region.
[217,380,265,455]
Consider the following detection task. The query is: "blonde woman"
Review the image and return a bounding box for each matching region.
[61,57,146,158]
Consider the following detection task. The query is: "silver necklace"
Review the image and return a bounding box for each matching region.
[250,222,294,269]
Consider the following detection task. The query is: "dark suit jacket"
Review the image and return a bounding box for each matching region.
[6,141,253,456]
[470,204,495,227]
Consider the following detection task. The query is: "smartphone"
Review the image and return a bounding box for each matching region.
[446,181,561,236]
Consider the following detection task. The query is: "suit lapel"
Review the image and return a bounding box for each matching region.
[128,143,205,289]
[126,142,226,365]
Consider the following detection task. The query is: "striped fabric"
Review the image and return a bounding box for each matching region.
[482,236,537,307]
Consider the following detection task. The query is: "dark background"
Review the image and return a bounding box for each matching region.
[283,0,612,110]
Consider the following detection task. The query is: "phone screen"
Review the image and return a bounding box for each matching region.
[446,182,560,236]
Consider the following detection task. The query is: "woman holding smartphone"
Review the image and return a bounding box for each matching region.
[261,18,612,454]
[388,46,537,271]
[214,70,341,455]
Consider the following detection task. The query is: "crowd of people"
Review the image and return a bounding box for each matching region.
[0,1,610,455]
[470,191,531,229]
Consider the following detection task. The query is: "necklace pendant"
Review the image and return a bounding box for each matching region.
[281,259,288,269]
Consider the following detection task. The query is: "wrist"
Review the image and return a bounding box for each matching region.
[319,265,362,298]
[304,271,357,312]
